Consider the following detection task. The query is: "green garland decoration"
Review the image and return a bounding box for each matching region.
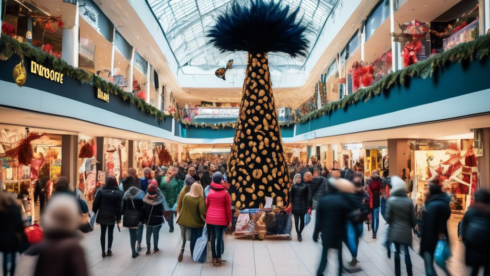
[0,35,169,123]
[2,34,490,128]
[296,34,490,124]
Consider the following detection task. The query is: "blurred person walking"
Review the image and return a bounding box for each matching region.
[159,167,184,232]
[177,183,207,260]
[122,186,145,258]
[420,182,451,276]
[200,166,212,189]
[314,178,359,276]
[188,167,200,183]
[34,176,48,213]
[0,189,25,276]
[461,189,490,276]
[33,194,88,276]
[92,175,123,258]
[345,174,370,266]
[287,173,311,241]
[206,172,232,266]
[385,176,417,276]
[176,175,197,262]
[143,183,165,255]
[367,170,382,238]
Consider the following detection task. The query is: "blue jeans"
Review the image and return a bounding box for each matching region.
[345,221,363,258]
[208,224,226,259]
[129,225,144,255]
[371,207,380,235]
[146,225,162,252]
[380,198,387,220]
[190,227,204,257]
[2,252,16,276]
[394,243,412,276]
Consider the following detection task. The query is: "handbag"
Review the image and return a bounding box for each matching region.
[434,239,451,268]
[193,226,208,263]
[79,212,94,233]
[305,213,311,226]
[123,197,141,227]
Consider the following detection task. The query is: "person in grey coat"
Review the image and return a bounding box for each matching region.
[386,176,417,276]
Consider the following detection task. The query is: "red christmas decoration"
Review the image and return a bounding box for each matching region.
[78,143,94,158]
[2,132,45,166]
[1,22,15,37]
[135,91,146,100]
[401,39,423,67]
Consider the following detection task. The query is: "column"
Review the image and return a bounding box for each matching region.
[62,2,79,67]
[389,0,397,72]
[361,20,366,61]
[126,48,135,93]
[387,139,409,178]
[110,28,116,78]
[157,84,163,111]
[485,0,490,35]
[61,135,78,189]
[477,128,490,190]
[128,140,134,169]
[146,62,151,103]
[96,137,104,172]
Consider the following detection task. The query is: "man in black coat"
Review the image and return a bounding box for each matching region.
[34,176,48,213]
[313,178,359,276]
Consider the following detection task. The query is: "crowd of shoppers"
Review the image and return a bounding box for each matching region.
[2,158,490,276]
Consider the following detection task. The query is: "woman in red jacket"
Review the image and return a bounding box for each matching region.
[206,172,232,266]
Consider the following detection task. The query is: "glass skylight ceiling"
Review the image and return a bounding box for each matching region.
[147,0,338,72]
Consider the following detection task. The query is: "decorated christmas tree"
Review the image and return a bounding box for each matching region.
[208,0,309,208]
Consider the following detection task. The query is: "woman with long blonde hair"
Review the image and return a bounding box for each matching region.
[177,183,206,260]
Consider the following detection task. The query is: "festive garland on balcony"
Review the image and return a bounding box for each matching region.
[296,34,490,124]
[0,35,169,123]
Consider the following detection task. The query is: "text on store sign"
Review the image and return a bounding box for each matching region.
[30,61,64,84]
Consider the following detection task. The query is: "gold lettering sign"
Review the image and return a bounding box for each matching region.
[30,61,64,84]
[97,88,109,102]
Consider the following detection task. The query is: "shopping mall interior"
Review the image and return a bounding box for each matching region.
[1,0,490,275]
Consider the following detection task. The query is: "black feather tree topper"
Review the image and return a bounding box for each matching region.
[207,0,310,57]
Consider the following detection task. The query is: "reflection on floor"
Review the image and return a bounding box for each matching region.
[13,213,470,276]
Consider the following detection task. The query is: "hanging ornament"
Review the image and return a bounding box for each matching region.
[2,132,45,166]
[13,60,27,87]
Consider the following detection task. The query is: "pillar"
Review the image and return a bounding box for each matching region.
[61,135,78,189]
[110,28,115,78]
[485,0,490,35]
[96,137,104,172]
[146,63,151,103]
[387,139,409,178]
[126,48,135,93]
[62,2,79,67]
[477,128,490,190]
[361,21,366,62]
[157,84,163,111]
[128,140,134,169]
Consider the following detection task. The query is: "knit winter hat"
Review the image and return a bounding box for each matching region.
[149,179,158,186]
[185,174,196,186]
[390,176,406,193]
[212,172,223,183]
[147,184,158,194]
[42,194,80,233]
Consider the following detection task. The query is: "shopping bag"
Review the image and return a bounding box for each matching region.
[305,213,311,226]
[434,239,451,268]
[90,210,98,228]
[79,212,94,233]
[193,226,208,263]
[25,223,43,244]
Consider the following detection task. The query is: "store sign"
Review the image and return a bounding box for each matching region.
[30,61,64,84]
[97,88,109,102]
[80,4,100,31]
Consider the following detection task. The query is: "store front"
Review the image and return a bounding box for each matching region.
[411,138,478,214]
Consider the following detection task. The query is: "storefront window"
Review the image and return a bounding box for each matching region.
[2,0,64,57]
[78,0,113,80]
[103,138,128,183]
[114,31,131,89]
[365,0,390,40]
[133,52,148,99]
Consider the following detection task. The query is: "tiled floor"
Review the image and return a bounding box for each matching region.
[12,213,472,276]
